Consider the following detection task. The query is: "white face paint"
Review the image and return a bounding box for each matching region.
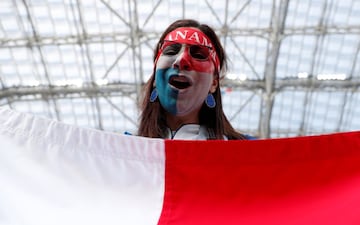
[155,42,216,116]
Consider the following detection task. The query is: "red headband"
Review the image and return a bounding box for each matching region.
[155,27,221,73]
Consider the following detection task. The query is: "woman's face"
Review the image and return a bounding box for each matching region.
[155,40,217,116]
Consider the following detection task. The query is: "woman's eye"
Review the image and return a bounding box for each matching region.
[190,46,208,60]
[191,51,207,59]
[162,44,181,55]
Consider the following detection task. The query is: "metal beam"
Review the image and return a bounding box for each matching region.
[20,0,61,121]
[75,0,103,129]
[298,0,329,136]
[0,83,137,99]
[2,25,359,49]
[2,78,358,101]
[222,78,360,91]
[127,0,144,105]
[259,0,289,138]
[335,39,360,131]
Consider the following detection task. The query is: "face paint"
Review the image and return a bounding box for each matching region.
[155,27,217,116]
[155,27,220,73]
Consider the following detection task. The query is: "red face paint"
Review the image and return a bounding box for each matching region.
[159,42,213,73]
[156,27,220,73]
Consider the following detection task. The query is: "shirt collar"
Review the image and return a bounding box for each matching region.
[167,124,208,140]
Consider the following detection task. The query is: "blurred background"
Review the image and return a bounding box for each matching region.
[0,0,359,138]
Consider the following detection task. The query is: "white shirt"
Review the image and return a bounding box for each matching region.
[166,124,210,140]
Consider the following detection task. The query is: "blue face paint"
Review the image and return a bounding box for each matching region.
[155,67,179,115]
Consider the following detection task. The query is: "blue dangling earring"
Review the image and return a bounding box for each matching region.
[205,93,216,108]
[150,88,158,102]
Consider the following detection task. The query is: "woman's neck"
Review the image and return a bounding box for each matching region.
[166,112,199,131]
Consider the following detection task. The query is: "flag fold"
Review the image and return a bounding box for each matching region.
[1,107,360,225]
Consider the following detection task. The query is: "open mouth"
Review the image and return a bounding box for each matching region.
[169,76,191,89]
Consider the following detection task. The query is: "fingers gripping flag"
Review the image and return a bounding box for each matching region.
[1,107,360,225]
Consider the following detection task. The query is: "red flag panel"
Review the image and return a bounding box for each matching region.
[159,131,360,225]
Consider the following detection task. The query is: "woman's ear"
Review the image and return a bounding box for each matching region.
[209,78,218,93]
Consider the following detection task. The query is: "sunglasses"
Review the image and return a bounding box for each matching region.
[160,41,213,61]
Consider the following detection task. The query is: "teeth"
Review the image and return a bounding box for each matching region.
[169,76,191,89]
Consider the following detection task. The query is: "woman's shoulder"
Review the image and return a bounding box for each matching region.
[226,133,258,140]
[242,134,257,140]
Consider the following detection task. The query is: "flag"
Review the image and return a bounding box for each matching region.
[1,107,360,225]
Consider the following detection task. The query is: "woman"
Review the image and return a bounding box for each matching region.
[138,19,248,140]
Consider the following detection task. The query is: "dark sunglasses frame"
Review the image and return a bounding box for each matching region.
[160,40,213,61]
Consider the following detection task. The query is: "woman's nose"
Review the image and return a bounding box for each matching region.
[172,47,191,71]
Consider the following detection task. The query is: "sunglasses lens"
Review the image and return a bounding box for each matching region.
[161,42,210,60]
[162,43,182,56]
[189,45,209,60]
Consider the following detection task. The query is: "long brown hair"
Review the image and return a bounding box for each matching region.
[138,19,246,140]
